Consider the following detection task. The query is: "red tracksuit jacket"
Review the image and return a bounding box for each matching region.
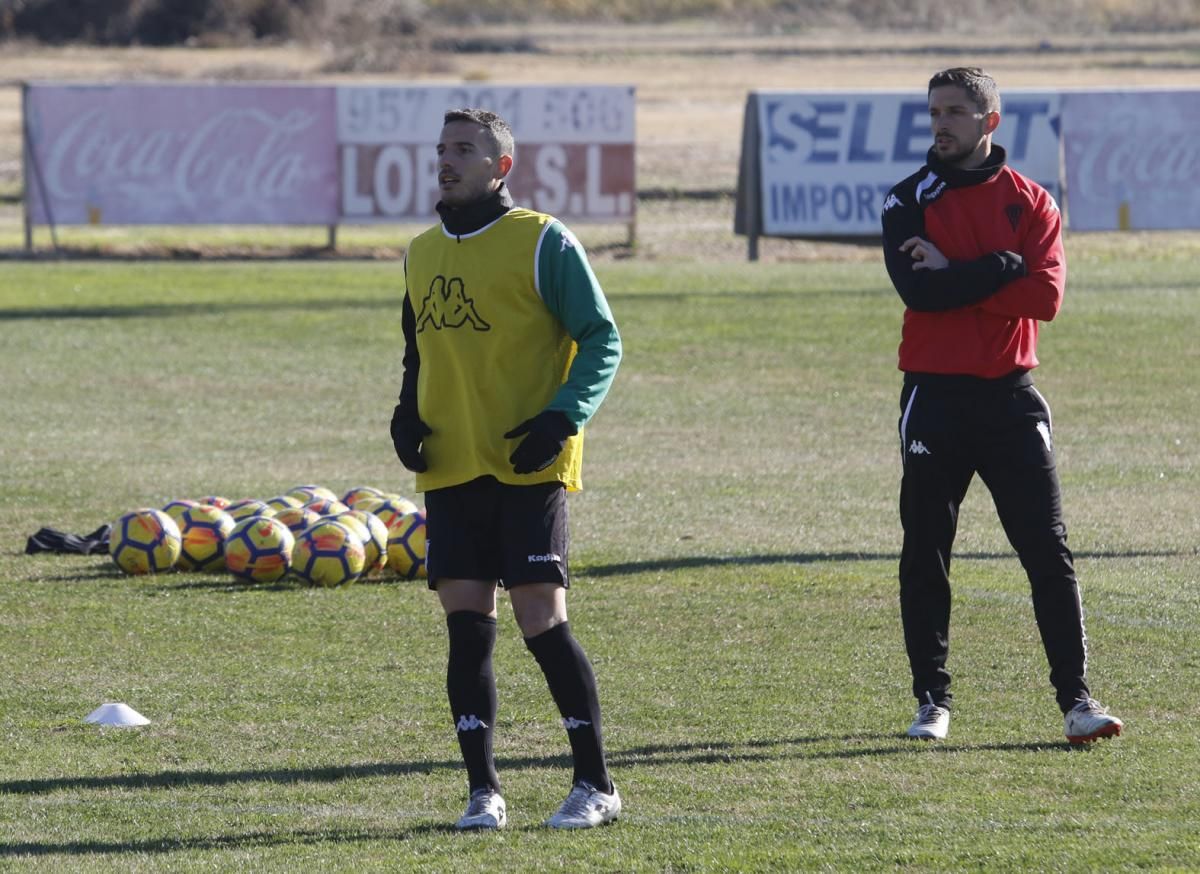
[881,145,1066,378]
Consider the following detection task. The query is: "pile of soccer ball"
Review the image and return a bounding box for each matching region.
[108,485,427,587]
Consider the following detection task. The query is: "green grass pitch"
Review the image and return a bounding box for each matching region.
[1,243,1197,870]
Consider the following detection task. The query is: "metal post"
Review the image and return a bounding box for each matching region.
[21,83,31,253]
[22,82,60,255]
[733,92,762,262]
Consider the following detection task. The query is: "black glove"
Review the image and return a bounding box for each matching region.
[503,410,578,475]
[390,404,432,473]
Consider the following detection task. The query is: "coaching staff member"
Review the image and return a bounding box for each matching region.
[391,108,622,829]
[881,68,1123,744]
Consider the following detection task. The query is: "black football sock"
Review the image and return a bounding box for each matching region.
[524,621,612,794]
[445,610,500,793]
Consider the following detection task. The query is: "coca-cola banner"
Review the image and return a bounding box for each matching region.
[336,85,636,221]
[1062,89,1200,230]
[25,84,338,225]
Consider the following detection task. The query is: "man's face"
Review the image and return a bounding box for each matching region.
[928,85,993,168]
[437,120,504,207]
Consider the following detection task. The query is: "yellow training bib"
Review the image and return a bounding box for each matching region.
[406,208,582,492]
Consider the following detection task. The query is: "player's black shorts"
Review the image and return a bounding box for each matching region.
[424,476,569,590]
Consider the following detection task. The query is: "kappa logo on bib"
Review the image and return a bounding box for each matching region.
[416,275,491,332]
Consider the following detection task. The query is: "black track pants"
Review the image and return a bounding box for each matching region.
[897,374,1090,714]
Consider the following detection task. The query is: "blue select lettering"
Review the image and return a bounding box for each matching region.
[765,99,929,164]
[848,102,884,162]
[765,99,843,163]
[765,98,1055,165]
[892,102,929,163]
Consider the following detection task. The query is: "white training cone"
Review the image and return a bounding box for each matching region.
[84,702,150,727]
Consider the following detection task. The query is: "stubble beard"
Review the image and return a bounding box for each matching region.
[937,123,987,168]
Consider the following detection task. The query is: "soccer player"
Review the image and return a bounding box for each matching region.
[881,68,1123,744]
[391,108,623,829]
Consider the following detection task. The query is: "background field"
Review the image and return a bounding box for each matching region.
[2,18,1200,873]
[1,247,1198,870]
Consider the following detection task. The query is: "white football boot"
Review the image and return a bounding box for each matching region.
[1065,698,1123,744]
[455,788,506,830]
[546,780,622,829]
[907,692,950,740]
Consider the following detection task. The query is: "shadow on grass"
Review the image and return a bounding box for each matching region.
[0,246,397,264]
[21,546,1192,587]
[578,548,1193,578]
[25,567,299,593]
[604,287,885,303]
[0,757,522,796]
[0,734,1077,799]
[0,284,890,325]
[0,825,448,858]
[580,552,895,577]
[0,296,399,322]
[609,734,1078,768]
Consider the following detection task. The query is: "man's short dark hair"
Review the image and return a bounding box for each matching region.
[928,67,1001,115]
[443,108,515,159]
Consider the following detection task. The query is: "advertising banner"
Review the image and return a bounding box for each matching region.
[336,85,636,222]
[754,90,1062,236]
[1062,89,1200,230]
[25,84,338,225]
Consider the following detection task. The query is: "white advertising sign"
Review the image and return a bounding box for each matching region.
[336,85,636,222]
[1063,90,1200,230]
[756,90,1062,236]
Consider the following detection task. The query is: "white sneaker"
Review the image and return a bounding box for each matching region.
[455,788,506,830]
[546,780,621,829]
[907,693,950,740]
[1065,698,1123,744]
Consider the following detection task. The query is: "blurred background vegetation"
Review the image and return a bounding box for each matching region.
[3,0,1199,50]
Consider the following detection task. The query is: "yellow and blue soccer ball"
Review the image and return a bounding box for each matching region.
[322,511,370,548]
[175,503,236,572]
[292,520,366,588]
[342,485,385,509]
[373,496,420,535]
[384,493,420,512]
[225,517,294,583]
[110,508,182,575]
[386,510,427,580]
[351,494,387,516]
[340,509,389,575]
[304,496,350,517]
[273,505,322,537]
[161,499,200,528]
[264,494,303,513]
[225,499,275,523]
[160,499,200,555]
[287,484,338,504]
